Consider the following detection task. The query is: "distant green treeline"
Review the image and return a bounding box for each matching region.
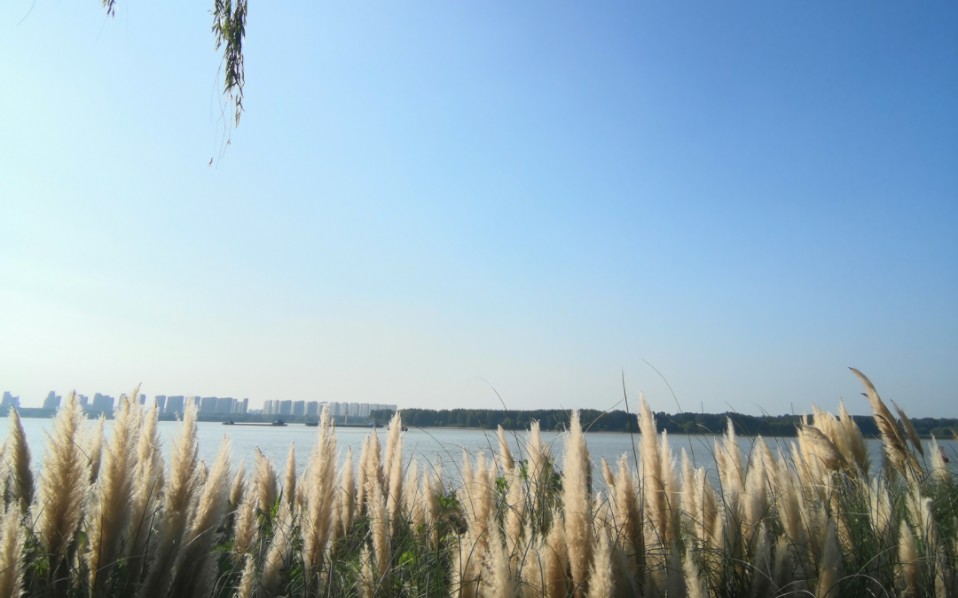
[372,408,958,438]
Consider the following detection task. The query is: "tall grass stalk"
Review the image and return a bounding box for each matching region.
[6,408,33,512]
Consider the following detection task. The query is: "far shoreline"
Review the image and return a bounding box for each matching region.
[8,406,956,439]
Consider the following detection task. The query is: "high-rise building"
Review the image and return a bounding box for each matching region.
[278,400,292,416]
[306,401,319,417]
[199,397,217,415]
[165,395,185,416]
[215,397,234,414]
[91,393,114,413]
[293,400,305,416]
[1,392,19,410]
[42,391,61,411]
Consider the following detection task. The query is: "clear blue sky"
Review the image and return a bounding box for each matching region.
[1,1,956,416]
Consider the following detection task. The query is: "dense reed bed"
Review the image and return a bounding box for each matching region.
[1,370,956,597]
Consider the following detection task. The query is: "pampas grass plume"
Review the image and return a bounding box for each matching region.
[562,411,593,596]
[5,409,33,512]
[283,443,297,508]
[0,504,24,598]
[31,391,89,577]
[87,394,138,593]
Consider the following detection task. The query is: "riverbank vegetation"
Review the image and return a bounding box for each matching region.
[1,369,955,597]
[382,407,958,438]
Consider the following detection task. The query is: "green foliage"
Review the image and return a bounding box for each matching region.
[97,0,247,128]
[396,407,958,438]
[212,0,247,126]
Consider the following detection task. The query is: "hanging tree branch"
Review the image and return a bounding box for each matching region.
[100,0,248,127]
[212,0,248,126]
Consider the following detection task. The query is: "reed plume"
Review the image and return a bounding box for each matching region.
[891,400,924,457]
[479,505,513,598]
[5,408,33,512]
[0,504,24,598]
[897,520,919,598]
[139,399,200,598]
[229,461,246,510]
[234,554,256,598]
[169,437,232,598]
[586,531,614,598]
[253,448,278,515]
[358,429,383,517]
[385,413,404,530]
[542,512,570,597]
[524,419,553,534]
[815,520,842,597]
[283,443,297,508]
[838,400,869,474]
[261,502,293,596]
[302,406,337,591]
[562,411,593,596]
[369,476,391,582]
[123,399,163,592]
[232,482,257,556]
[612,453,643,583]
[504,462,526,563]
[928,436,951,483]
[683,547,707,598]
[86,393,138,594]
[402,459,423,532]
[851,367,920,478]
[31,391,89,589]
[497,425,515,472]
[338,446,356,539]
[86,414,105,484]
[424,462,444,550]
[637,396,662,522]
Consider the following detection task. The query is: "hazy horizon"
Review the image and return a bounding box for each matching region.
[2,1,956,418]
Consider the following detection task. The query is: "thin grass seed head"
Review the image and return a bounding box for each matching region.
[586,531,614,598]
[232,485,257,556]
[0,504,24,598]
[815,520,842,598]
[339,446,356,536]
[169,437,232,598]
[86,414,106,484]
[837,400,869,474]
[87,394,139,592]
[383,412,402,482]
[891,400,924,457]
[562,410,594,596]
[283,443,297,508]
[5,409,33,512]
[302,405,338,586]
[253,448,278,515]
[897,519,920,597]
[851,367,920,478]
[386,415,404,530]
[32,391,89,564]
[497,425,515,472]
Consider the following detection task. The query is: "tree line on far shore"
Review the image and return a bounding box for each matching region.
[372,407,958,438]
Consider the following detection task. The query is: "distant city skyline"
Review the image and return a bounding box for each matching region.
[2,389,396,418]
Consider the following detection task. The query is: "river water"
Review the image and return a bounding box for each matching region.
[11,417,958,483]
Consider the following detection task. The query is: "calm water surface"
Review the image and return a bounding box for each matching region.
[13,417,958,483]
